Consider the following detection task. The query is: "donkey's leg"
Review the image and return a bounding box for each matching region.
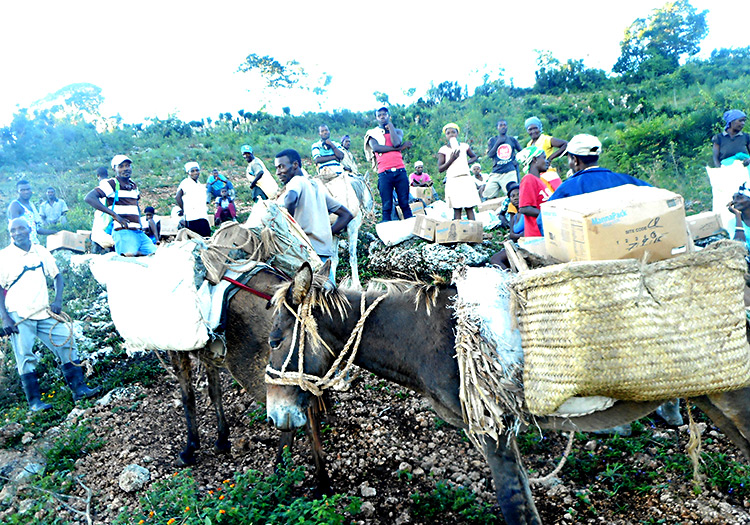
[347,214,362,290]
[307,402,332,496]
[205,361,231,454]
[482,435,541,525]
[275,430,296,470]
[169,351,200,466]
[696,389,750,460]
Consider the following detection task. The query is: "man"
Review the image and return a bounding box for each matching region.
[0,219,99,411]
[340,135,360,175]
[274,149,353,262]
[7,180,56,245]
[242,145,279,201]
[311,125,345,173]
[39,187,69,226]
[91,167,114,253]
[484,119,522,200]
[409,161,433,187]
[84,155,156,257]
[176,161,211,237]
[205,168,235,202]
[364,107,413,222]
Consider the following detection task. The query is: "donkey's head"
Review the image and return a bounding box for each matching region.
[266,262,349,430]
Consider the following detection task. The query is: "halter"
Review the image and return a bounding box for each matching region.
[265,289,387,396]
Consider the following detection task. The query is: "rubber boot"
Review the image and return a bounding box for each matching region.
[61,362,100,401]
[592,424,632,437]
[20,372,52,412]
[655,399,683,426]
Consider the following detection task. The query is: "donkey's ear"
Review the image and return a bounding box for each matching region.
[290,262,313,306]
[317,259,332,278]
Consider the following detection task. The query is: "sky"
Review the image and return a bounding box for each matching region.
[0,0,746,127]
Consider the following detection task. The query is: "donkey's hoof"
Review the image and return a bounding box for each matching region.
[214,439,231,454]
[177,451,198,467]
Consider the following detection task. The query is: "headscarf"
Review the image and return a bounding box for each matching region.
[525,116,543,132]
[724,110,747,130]
[442,122,460,134]
[184,161,200,173]
[516,146,544,173]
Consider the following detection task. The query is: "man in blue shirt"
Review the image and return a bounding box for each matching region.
[311,125,345,173]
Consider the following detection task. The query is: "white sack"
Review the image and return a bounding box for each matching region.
[375,217,416,246]
[707,162,750,229]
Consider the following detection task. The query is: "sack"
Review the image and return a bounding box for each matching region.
[511,240,750,415]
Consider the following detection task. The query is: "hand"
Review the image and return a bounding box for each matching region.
[177,209,184,217]
[249,182,256,189]
[114,214,129,228]
[50,301,62,315]
[401,140,413,150]
[450,149,460,161]
[1,318,18,336]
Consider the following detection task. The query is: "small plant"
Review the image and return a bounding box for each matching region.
[45,421,105,474]
[410,481,499,524]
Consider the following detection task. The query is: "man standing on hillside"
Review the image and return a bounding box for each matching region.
[7,180,56,245]
[39,187,69,227]
[311,125,345,174]
[84,155,156,256]
[0,218,99,411]
[365,107,413,222]
[274,148,353,264]
[176,162,211,237]
[242,145,278,202]
[483,119,522,200]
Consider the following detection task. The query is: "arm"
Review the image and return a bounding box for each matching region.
[729,204,746,244]
[85,189,128,228]
[330,206,353,236]
[487,136,500,157]
[0,288,17,334]
[713,142,721,168]
[147,219,159,241]
[50,273,64,314]
[7,201,23,220]
[249,170,264,188]
[466,146,478,165]
[368,135,412,154]
[175,188,185,212]
[283,190,300,217]
[519,206,540,218]
[548,137,568,162]
[437,150,460,173]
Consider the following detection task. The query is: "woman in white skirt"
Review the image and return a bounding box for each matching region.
[437,123,480,220]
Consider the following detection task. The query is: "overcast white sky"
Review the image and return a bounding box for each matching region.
[0,0,746,126]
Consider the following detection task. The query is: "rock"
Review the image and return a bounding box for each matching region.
[360,482,377,497]
[18,498,35,514]
[15,462,43,483]
[21,433,34,445]
[360,501,376,517]
[397,462,412,473]
[0,423,23,440]
[118,464,150,492]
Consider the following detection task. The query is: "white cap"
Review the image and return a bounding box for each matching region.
[111,154,132,169]
[414,161,424,168]
[566,134,602,156]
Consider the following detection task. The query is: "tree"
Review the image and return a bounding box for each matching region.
[425,81,465,105]
[613,0,708,80]
[533,52,608,94]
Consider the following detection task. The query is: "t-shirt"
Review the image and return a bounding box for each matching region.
[374,132,405,173]
[311,140,343,170]
[206,174,234,198]
[527,134,556,159]
[489,135,522,174]
[410,172,432,185]
[439,143,472,179]
[712,132,750,163]
[519,174,554,237]
[0,243,58,320]
[177,177,209,221]
[246,158,279,198]
[284,175,343,257]
[94,178,142,230]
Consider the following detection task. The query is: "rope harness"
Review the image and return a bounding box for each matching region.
[265,291,387,396]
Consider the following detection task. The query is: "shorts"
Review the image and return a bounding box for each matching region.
[113,229,157,256]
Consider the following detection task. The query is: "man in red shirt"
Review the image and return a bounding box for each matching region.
[365,107,413,222]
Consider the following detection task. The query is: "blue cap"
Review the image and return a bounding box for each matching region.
[241,144,253,154]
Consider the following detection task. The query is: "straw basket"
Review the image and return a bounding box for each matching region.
[510,240,750,416]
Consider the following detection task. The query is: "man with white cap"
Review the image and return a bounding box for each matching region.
[176,162,211,237]
[241,145,278,201]
[84,155,156,256]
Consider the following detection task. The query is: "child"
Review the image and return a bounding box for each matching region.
[214,187,237,226]
[516,146,555,237]
[437,123,480,220]
[141,206,160,244]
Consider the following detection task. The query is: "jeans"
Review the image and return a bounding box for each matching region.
[9,313,78,375]
[113,229,157,256]
[378,168,412,222]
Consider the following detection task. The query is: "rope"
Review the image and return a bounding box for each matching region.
[686,401,703,490]
[6,307,86,368]
[266,291,388,395]
[529,431,575,485]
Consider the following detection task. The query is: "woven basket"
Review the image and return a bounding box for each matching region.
[511,240,750,416]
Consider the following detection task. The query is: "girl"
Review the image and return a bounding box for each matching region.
[437,123,480,220]
[517,146,555,237]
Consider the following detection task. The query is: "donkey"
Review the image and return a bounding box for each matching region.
[168,266,331,492]
[265,263,750,525]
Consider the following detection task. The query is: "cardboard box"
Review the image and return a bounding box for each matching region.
[686,211,724,240]
[409,201,425,216]
[158,216,181,237]
[47,231,86,253]
[477,198,505,213]
[517,237,550,259]
[410,186,434,205]
[541,185,688,263]
[435,220,483,244]
[412,215,438,241]
[76,230,91,239]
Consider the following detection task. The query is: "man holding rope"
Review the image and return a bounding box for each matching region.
[0,218,99,411]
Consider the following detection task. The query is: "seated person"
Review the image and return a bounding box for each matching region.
[728,183,750,252]
[141,206,160,244]
[409,161,432,186]
[713,110,750,167]
[214,187,237,225]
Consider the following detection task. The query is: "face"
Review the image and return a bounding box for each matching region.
[220,188,228,197]
[115,160,132,179]
[243,152,253,162]
[188,167,200,181]
[318,126,330,141]
[731,118,747,132]
[510,188,520,207]
[415,166,423,174]
[46,188,56,200]
[444,127,458,140]
[471,165,481,175]
[275,155,297,184]
[9,219,31,248]
[376,109,389,127]
[568,154,582,173]
[497,120,508,134]
[17,183,32,200]
[342,137,351,149]
[533,152,548,172]
[145,212,154,221]
[527,125,541,140]
[733,193,750,210]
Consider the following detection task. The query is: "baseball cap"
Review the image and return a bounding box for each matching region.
[111,154,132,169]
[240,145,253,154]
[414,161,424,168]
[566,134,602,157]
[144,206,156,214]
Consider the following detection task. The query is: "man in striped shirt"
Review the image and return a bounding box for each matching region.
[85,155,156,257]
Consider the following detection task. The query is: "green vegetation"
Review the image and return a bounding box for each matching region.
[410,481,499,524]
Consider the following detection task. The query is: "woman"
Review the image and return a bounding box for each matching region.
[517,146,555,238]
[713,110,750,167]
[525,116,568,166]
[437,123,480,220]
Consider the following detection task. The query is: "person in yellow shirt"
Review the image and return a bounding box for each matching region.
[524,116,568,166]
[241,145,279,201]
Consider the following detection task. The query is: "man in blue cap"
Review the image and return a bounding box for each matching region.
[242,145,279,201]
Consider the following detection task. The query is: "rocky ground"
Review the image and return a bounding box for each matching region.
[3,361,749,525]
